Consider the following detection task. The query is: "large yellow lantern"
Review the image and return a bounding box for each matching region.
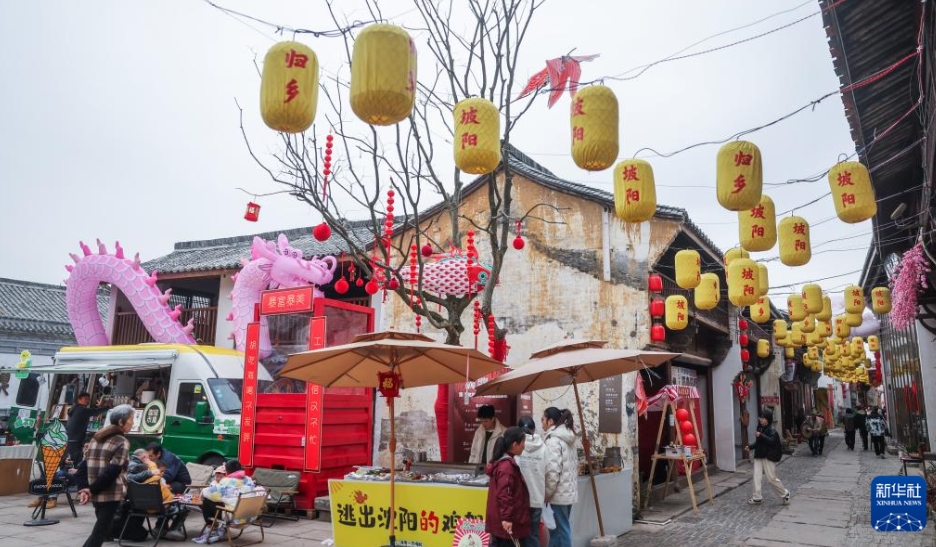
[844,285,864,314]
[570,85,618,171]
[739,195,777,252]
[716,141,762,211]
[790,323,807,346]
[800,315,816,334]
[757,264,769,297]
[785,346,795,358]
[801,284,822,314]
[778,216,811,266]
[773,320,788,339]
[851,336,865,354]
[351,24,417,126]
[807,346,819,361]
[817,295,832,321]
[807,330,824,347]
[724,247,750,267]
[675,250,701,289]
[750,297,770,323]
[868,335,880,352]
[816,318,832,338]
[787,294,807,321]
[728,258,759,306]
[613,159,657,222]
[872,286,892,314]
[260,41,319,133]
[695,273,720,310]
[845,312,863,327]
[757,339,771,358]
[834,315,851,339]
[665,295,689,330]
[453,98,500,174]
[828,161,877,224]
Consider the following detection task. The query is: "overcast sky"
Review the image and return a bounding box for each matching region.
[0,0,869,309]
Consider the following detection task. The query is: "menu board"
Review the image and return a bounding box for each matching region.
[450,372,515,463]
[598,374,623,433]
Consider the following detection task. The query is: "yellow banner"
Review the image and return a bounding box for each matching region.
[329,479,488,547]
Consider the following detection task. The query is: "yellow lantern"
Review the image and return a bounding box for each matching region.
[785,346,795,358]
[807,330,824,347]
[828,161,877,224]
[260,41,319,133]
[613,159,657,222]
[750,297,770,323]
[851,336,864,354]
[816,318,832,338]
[675,250,701,289]
[665,295,689,330]
[695,273,720,310]
[724,247,750,267]
[453,98,500,174]
[790,323,806,346]
[716,141,762,211]
[800,315,816,334]
[757,339,771,358]
[787,294,807,321]
[773,320,788,339]
[844,285,864,314]
[727,258,759,306]
[738,195,777,252]
[817,295,832,321]
[801,284,822,314]
[868,335,880,352]
[757,264,769,297]
[351,24,417,126]
[778,216,811,266]
[570,85,618,171]
[834,315,851,339]
[807,346,819,360]
[871,286,892,314]
[845,312,863,327]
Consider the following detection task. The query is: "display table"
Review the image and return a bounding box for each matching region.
[328,469,633,547]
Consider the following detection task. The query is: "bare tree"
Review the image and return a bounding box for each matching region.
[240,0,549,348]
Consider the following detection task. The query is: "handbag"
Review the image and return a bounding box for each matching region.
[542,504,557,530]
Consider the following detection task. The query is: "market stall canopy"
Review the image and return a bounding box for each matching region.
[2,349,181,375]
[279,330,507,387]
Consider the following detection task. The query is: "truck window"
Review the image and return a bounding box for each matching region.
[207,379,242,414]
[15,374,40,407]
[176,382,208,418]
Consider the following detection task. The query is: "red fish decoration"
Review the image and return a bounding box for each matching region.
[518,53,600,108]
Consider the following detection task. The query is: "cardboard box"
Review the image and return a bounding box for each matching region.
[0,459,32,495]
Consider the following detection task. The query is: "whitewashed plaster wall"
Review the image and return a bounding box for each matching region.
[714,336,742,472]
[215,274,236,350]
[914,320,936,446]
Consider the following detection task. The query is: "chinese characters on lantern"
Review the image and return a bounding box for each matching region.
[571,97,585,142]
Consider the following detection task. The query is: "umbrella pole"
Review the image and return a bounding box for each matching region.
[572,379,605,537]
[389,396,397,547]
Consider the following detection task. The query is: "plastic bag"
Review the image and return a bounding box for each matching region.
[542,504,557,530]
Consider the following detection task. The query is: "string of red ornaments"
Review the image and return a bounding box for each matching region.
[648,273,665,342]
[312,133,334,242]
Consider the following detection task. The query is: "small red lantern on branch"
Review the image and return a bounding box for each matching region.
[244,202,261,222]
[377,370,402,398]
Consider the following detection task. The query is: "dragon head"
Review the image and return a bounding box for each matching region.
[467,262,493,291]
[251,235,337,289]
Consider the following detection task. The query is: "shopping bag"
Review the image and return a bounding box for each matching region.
[542,503,557,530]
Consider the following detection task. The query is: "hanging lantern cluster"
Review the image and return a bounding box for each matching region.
[570,85,619,171]
[757,264,769,297]
[453,98,501,174]
[738,195,777,252]
[724,247,749,267]
[695,272,720,310]
[649,273,666,342]
[778,216,811,266]
[613,159,657,223]
[738,318,750,369]
[716,141,763,211]
[750,296,770,323]
[727,258,759,307]
[260,41,319,133]
[828,161,877,224]
[675,250,701,289]
[350,24,417,126]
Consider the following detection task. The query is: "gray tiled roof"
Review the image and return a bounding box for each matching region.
[0,278,110,338]
[143,145,722,274]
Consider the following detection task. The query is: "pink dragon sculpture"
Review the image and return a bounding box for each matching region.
[65,235,337,359]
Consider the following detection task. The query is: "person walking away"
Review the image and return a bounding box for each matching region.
[145,442,192,494]
[854,407,869,450]
[543,408,578,547]
[470,405,507,465]
[486,427,531,547]
[843,408,856,450]
[195,459,263,544]
[76,404,135,547]
[801,413,819,456]
[816,411,828,455]
[867,408,887,458]
[515,416,547,547]
[745,409,791,505]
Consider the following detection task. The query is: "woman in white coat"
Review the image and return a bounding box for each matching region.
[542,407,578,547]
[516,416,547,547]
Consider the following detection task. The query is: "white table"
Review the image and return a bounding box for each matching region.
[571,468,633,546]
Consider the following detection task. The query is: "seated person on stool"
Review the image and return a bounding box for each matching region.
[145,442,191,494]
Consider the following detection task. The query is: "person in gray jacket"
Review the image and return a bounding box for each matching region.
[543,408,578,547]
[516,416,546,547]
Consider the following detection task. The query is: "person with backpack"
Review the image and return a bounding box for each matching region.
[867,408,888,458]
[744,409,791,506]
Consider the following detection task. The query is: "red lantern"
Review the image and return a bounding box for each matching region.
[387,278,400,290]
[244,202,261,222]
[738,319,749,331]
[650,298,665,318]
[679,420,694,434]
[365,279,379,295]
[648,274,663,293]
[313,222,331,241]
[513,235,525,250]
[739,334,749,346]
[682,433,697,447]
[740,349,750,362]
[377,370,401,398]
[651,323,665,342]
[334,277,349,294]
[421,244,433,257]
[675,408,690,422]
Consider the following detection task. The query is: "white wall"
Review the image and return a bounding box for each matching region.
[915,320,936,446]
[713,341,741,472]
[215,274,236,350]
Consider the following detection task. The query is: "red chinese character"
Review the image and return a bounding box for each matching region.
[795,240,806,251]
[841,193,856,207]
[744,285,755,296]
[460,107,480,125]
[248,340,258,350]
[793,223,806,235]
[310,385,320,395]
[851,289,861,297]
[297,293,306,305]
[853,299,862,307]
[750,225,765,238]
[741,268,754,280]
[284,79,300,103]
[750,205,765,219]
[572,126,584,141]
[625,188,640,204]
[876,299,884,306]
[285,49,309,68]
[406,71,415,92]
[677,312,685,321]
[621,165,640,181]
[677,300,686,310]
[732,174,746,194]
[420,510,440,534]
[286,294,296,306]
[572,97,585,116]
[277,296,286,307]
[837,171,853,186]
[461,133,478,149]
[734,151,753,166]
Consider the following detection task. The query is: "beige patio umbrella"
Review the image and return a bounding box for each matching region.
[474,340,679,537]
[280,330,507,547]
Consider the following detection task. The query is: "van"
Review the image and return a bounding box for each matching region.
[6,343,271,467]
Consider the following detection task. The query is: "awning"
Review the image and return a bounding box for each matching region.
[2,349,182,375]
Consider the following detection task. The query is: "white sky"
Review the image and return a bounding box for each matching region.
[0,0,871,309]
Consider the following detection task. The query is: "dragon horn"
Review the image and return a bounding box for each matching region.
[65,265,74,273]
[158,288,173,306]
[169,304,182,320]
[226,312,234,321]
[145,271,159,287]
[182,318,196,334]
[69,253,81,264]
[132,253,142,271]
[96,239,107,255]
[79,241,92,256]
[115,241,124,259]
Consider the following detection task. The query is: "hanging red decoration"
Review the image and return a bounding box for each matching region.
[648,274,663,293]
[334,277,349,294]
[355,278,364,287]
[740,349,750,362]
[739,334,749,346]
[473,301,482,347]
[674,409,690,422]
[244,202,261,222]
[421,243,433,257]
[738,319,749,331]
[487,315,496,357]
[733,374,753,402]
[321,133,333,200]
[512,220,525,250]
[312,222,331,241]
[650,298,665,318]
[365,279,379,295]
[377,370,401,398]
[517,53,600,108]
[679,420,694,435]
[650,323,665,342]
[387,278,400,290]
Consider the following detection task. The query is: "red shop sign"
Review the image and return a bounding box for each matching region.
[260,287,315,316]
[238,322,261,467]
[304,317,326,472]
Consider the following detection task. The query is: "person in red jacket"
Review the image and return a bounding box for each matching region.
[486,427,531,546]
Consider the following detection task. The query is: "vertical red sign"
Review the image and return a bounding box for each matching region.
[305,317,326,472]
[239,322,260,467]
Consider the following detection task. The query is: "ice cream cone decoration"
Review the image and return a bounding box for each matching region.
[40,420,68,488]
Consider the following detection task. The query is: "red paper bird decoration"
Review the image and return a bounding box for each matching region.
[518,53,600,108]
